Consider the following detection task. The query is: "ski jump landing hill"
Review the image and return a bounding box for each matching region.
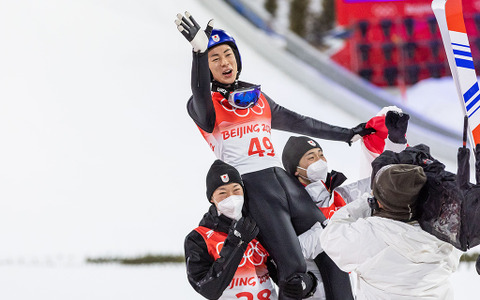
[200,0,462,161]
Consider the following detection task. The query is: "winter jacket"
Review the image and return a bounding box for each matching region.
[319,197,462,300]
[305,170,348,219]
[184,205,277,300]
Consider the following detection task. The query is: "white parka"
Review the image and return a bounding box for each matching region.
[320,197,462,300]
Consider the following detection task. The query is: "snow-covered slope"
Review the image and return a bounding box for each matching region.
[0,0,461,260]
[1,0,478,299]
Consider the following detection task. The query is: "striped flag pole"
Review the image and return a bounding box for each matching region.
[432,0,480,149]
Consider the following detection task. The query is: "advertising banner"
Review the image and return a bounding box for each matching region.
[336,0,480,26]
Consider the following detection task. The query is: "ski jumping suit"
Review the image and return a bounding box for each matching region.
[185,205,277,300]
[187,51,353,299]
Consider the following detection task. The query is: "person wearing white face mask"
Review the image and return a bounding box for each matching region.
[282,136,353,300]
[283,136,352,220]
[281,109,410,300]
[283,108,411,220]
[184,159,318,300]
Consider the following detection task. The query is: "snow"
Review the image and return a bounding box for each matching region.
[0,263,477,299]
[393,76,465,137]
[0,0,478,298]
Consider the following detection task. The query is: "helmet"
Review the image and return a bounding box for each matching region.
[208,29,242,77]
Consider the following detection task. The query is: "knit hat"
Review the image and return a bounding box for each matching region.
[282,136,322,176]
[372,164,427,222]
[206,160,244,201]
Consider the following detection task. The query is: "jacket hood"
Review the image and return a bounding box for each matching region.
[198,204,234,234]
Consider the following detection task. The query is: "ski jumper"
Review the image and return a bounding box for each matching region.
[185,205,277,300]
[187,51,353,299]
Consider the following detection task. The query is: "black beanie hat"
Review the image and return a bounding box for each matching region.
[372,164,427,222]
[282,136,323,176]
[206,160,244,201]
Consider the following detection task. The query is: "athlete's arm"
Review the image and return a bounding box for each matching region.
[265,94,353,142]
[187,51,216,133]
[184,230,248,299]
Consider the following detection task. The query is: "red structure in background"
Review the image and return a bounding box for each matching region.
[331,0,480,87]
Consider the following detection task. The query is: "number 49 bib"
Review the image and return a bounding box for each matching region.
[198,92,283,175]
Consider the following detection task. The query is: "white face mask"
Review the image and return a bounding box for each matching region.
[299,159,328,183]
[216,195,244,221]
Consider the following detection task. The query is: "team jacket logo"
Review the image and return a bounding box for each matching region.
[220,98,265,117]
[206,229,214,239]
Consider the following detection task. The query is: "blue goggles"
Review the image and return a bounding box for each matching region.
[228,85,261,109]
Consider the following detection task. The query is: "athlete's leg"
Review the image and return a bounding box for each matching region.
[242,168,312,299]
[276,168,354,300]
[273,167,326,234]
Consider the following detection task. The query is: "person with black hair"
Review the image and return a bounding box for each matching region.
[185,160,318,299]
[175,11,374,300]
[281,107,410,299]
[281,106,411,217]
[184,159,278,299]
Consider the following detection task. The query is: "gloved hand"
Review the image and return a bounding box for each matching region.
[385,110,409,144]
[175,11,214,53]
[282,271,318,299]
[348,122,376,145]
[229,216,259,246]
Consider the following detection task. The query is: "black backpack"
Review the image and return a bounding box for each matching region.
[371,144,480,251]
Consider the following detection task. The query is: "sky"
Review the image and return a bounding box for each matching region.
[0,0,473,263]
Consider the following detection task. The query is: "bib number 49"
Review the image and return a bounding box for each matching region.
[248,137,275,157]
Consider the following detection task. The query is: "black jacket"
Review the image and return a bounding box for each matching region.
[371,144,480,251]
[184,205,277,300]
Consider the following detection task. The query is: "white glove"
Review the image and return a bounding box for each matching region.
[175,11,214,53]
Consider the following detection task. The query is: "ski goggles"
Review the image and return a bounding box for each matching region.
[228,85,261,109]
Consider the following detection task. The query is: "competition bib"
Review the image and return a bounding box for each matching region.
[195,226,277,300]
[198,92,282,175]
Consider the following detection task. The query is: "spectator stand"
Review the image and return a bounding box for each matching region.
[332,0,480,88]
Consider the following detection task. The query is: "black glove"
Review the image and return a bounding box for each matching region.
[229,216,259,246]
[174,11,214,53]
[385,110,409,144]
[348,122,376,145]
[475,144,480,184]
[282,271,318,299]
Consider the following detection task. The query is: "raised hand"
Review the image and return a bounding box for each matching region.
[174,11,214,53]
[385,110,409,144]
